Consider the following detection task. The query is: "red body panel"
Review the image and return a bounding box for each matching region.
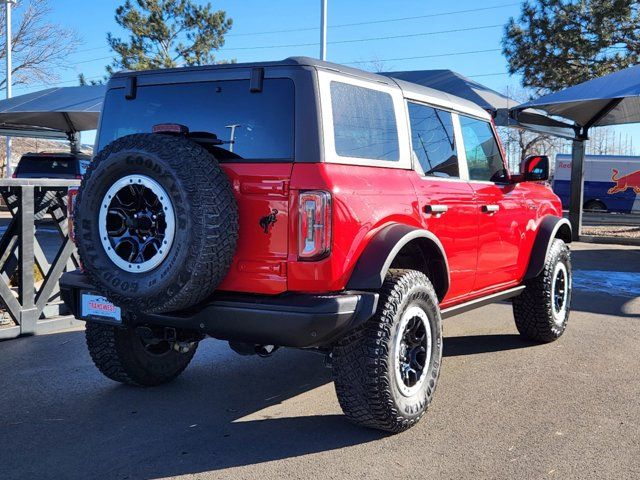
[471,182,528,292]
[410,177,478,301]
[287,163,420,292]
[217,161,563,308]
[217,163,292,294]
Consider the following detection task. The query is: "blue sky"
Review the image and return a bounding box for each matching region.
[39,0,523,93]
[12,0,640,145]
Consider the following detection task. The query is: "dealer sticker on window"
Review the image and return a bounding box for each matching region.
[81,293,122,323]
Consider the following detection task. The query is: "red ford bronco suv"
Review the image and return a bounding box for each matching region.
[60,57,572,433]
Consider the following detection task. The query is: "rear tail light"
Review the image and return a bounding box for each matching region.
[11,172,16,178]
[298,190,331,260]
[67,187,79,244]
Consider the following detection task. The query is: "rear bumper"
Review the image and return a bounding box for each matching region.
[60,270,378,348]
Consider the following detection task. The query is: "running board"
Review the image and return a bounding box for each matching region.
[440,286,526,319]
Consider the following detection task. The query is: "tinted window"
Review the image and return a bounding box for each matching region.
[98,79,294,161]
[16,157,75,175]
[408,102,458,178]
[330,81,399,161]
[459,116,507,182]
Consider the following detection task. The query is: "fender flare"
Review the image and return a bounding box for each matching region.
[346,223,450,294]
[524,216,572,280]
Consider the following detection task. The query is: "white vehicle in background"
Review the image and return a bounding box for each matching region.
[553,154,640,213]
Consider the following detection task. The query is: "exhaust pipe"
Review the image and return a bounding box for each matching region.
[229,341,279,357]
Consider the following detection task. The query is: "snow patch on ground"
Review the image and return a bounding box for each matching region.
[573,270,640,298]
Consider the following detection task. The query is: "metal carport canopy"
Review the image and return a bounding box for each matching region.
[0,85,106,134]
[381,69,576,137]
[512,65,640,240]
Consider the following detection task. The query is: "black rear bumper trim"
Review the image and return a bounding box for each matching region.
[60,270,378,348]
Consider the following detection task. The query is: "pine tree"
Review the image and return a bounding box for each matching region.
[107,0,232,73]
[503,0,640,92]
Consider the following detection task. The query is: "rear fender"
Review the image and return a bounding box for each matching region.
[346,223,450,298]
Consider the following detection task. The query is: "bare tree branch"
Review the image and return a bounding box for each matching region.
[0,0,79,89]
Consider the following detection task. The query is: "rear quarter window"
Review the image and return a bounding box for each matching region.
[330,81,399,161]
[98,79,295,161]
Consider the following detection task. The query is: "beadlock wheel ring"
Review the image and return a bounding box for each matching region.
[551,261,569,324]
[394,305,433,397]
[98,174,176,274]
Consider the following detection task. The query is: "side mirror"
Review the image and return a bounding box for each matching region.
[521,155,549,182]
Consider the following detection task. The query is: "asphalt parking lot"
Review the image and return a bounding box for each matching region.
[0,241,639,480]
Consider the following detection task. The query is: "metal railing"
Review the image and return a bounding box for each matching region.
[0,178,81,339]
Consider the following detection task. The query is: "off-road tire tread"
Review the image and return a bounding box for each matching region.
[85,322,197,387]
[333,269,441,433]
[512,239,571,342]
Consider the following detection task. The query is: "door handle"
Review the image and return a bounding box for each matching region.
[423,204,448,215]
[482,204,500,213]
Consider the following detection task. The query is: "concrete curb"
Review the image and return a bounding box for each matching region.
[579,235,640,247]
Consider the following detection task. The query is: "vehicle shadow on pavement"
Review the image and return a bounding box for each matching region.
[0,330,384,480]
[571,288,640,318]
[561,248,640,319]
[443,334,538,357]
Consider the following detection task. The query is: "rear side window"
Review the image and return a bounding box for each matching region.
[98,79,294,161]
[407,102,458,178]
[330,81,399,161]
[459,116,507,182]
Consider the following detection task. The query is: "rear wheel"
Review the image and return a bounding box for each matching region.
[332,269,442,433]
[85,322,199,386]
[584,200,607,212]
[513,239,572,342]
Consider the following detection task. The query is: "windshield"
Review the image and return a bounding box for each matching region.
[98,78,295,161]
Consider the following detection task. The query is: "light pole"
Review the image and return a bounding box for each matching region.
[320,0,327,60]
[4,0,15,178]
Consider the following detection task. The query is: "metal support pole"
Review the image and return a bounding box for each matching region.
[4,0,14,178]
[568,138,586,241]
[320,0,327,60]
[18,185,37,334]
[69,132,81,154]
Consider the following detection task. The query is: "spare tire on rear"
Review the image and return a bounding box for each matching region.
[75,133,238,314]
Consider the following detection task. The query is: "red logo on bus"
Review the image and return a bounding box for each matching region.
[608,169,640,195]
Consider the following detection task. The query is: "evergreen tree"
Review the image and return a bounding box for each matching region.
[503,0,640,92]
[107,0,232,73]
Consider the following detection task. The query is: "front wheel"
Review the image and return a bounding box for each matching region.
[513,239,572,342]
[85,322,199,386]
[332,269,442,433]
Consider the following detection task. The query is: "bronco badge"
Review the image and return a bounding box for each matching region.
[259,209,279,234]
